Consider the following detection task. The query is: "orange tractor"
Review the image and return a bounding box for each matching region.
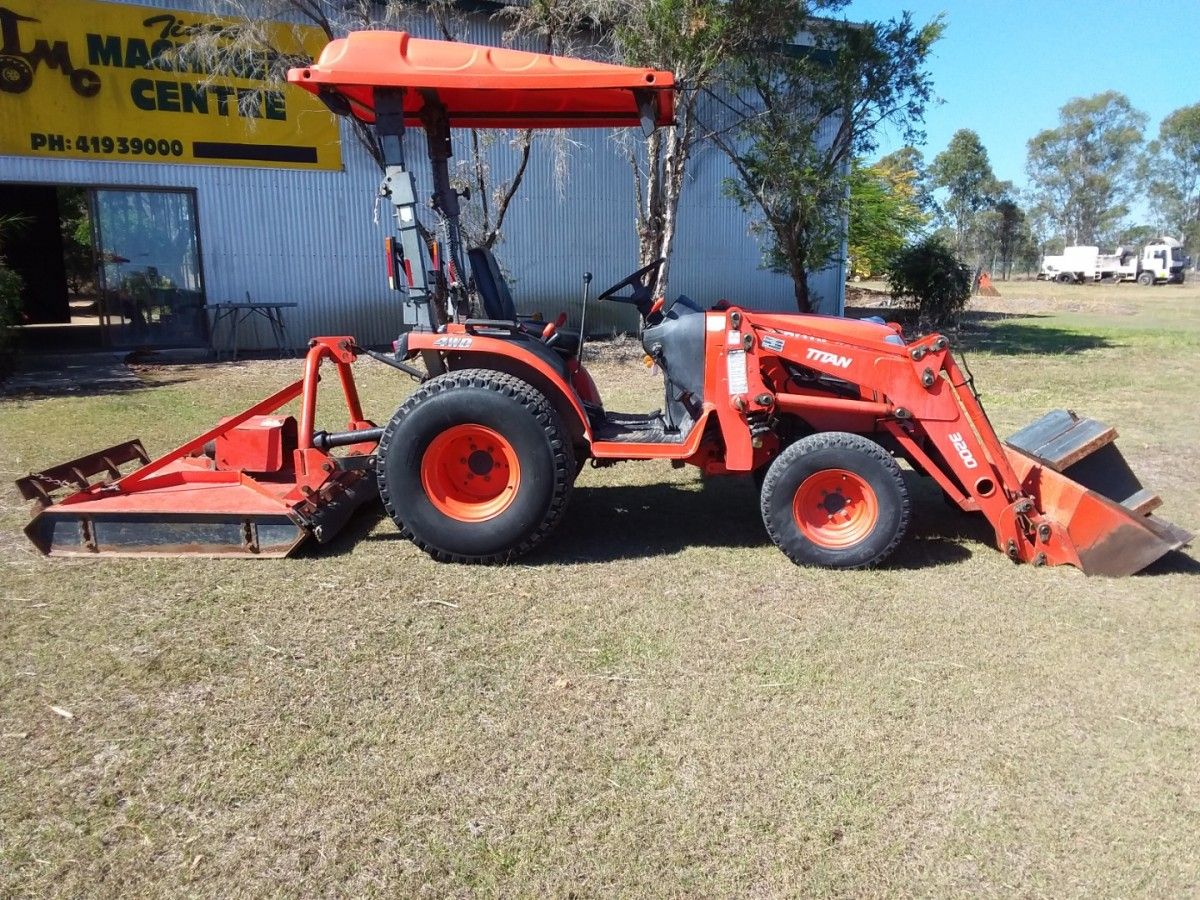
[17,32,1191,576]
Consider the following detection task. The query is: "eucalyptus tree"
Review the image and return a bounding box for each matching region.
[1026,91,1147,246]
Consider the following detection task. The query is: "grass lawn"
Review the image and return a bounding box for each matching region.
[2,280,1198,896]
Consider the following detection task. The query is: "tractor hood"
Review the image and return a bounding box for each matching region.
[288,31,675,130]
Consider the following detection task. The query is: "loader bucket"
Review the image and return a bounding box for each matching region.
[15,337,383,559]
[1004,410,1192,576]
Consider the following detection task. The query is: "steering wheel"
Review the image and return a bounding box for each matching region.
[597,258,666,309]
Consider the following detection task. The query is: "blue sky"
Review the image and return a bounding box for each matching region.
[842,0,1198,192]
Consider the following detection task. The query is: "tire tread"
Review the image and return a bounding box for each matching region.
[376,368,574,564]
[760,431,910,569]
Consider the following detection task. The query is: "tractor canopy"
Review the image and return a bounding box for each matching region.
[288,31,676,129]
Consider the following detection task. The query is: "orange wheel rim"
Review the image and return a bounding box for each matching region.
[421,424,521,522]
[793,468,879,549]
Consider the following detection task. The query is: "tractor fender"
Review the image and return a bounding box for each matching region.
[404,332,591,445]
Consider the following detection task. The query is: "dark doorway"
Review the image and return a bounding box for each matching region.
[0,184,70,326]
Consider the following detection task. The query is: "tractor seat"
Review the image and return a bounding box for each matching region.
[468,247,578,356]
[468,246,518,320]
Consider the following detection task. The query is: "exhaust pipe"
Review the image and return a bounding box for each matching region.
[577,271,593,362]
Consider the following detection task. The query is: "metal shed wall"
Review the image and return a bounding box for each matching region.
[0,0,846,349]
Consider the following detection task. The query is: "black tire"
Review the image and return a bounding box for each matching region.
[69,68,101,98]
[0,56,33,94]
[1055,272,1075,284]
[760,432,910,569]
[376,369,574,563]
[1137,271,1155,286]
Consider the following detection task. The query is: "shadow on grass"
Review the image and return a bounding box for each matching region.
[353,472,975,569]
[0,375,199,400]
[0,355,203,399]
[312,497,386,556]
[847,304,1118,355]
[953,321,1118,355]
[845,305,1052,324]
[336,468,1197,577]
[1138,551,1200,577]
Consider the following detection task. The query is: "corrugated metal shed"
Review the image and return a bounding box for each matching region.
[0,0,846,349]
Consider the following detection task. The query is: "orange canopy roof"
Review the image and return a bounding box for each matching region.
[288,31,675,130]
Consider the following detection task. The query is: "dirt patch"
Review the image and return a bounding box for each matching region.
[581,332,648,364]
[845,284,895,308]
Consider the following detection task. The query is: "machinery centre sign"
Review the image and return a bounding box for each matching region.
[0,0,342,170]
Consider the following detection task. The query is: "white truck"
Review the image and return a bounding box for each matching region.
[1039,237,1187,285]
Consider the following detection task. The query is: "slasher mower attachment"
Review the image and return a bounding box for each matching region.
[17,339,382,557]
[15,31,1193,575]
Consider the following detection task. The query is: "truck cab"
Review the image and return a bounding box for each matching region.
[1115,237,1187,285]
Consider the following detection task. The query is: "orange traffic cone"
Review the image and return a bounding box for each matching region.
[977,271,1001,297]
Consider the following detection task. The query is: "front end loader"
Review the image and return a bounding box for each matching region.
[15,31,1191,575]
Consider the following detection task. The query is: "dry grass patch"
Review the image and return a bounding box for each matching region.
[1,287,1198,896]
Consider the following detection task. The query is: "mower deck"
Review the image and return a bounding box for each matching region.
[22,456,377,558]
[17,338,383,559]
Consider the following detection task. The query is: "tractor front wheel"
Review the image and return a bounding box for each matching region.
[377,369,575,563]
[760,432,910,569]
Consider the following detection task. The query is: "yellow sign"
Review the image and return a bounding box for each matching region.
[0,0,342,170]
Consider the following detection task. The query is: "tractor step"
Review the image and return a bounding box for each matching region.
[593,410,688,444]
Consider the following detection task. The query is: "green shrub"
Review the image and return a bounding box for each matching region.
[0,213,27,374]
[0,264,22,374]
[884,236,972,328]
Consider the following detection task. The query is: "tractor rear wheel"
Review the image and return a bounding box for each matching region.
[377,369,575,563]
[760,432,910,569]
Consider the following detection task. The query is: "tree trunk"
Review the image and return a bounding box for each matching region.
[653,124,688,298]
[632,96,695,300]
[791,256,812,313]
[635,128,664,268]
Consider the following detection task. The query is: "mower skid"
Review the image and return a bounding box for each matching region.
[24,509,308,558]
[1005,410,1192,576]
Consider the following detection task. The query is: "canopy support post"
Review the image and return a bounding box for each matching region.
[419,91,469,321]
[374,87,437,329]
